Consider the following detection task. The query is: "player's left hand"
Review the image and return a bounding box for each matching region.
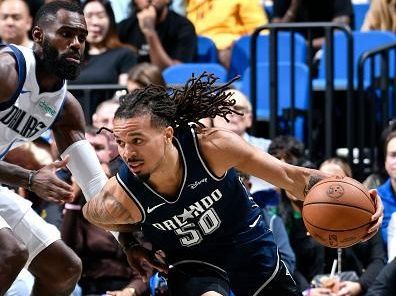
[362,189,383,241]
[125,246,168,283]
[336,281,362,296]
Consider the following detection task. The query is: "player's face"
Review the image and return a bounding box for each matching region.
[84,1,110,45]
[113,114,172,181]
[385,137,396,180]
[0,0,32,44]
[37,9,87,80]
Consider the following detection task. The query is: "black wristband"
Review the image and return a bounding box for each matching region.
[27,170,37,191]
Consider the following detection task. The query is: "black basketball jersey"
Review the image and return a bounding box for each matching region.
[117,126,277,267]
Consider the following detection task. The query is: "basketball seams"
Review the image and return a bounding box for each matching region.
[302,202,375,214]
[303,219,371,232]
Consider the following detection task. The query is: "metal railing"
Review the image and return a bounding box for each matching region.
[250,22,353,162]
[357,42,396,176]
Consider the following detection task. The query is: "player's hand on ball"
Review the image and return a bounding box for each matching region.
[125,245,168,283]
[362,189,383,242]
[29,156,74,203]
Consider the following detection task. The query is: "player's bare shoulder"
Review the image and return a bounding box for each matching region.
[197,127,248,173]
[82,176,143,231]
[0,49,19,103]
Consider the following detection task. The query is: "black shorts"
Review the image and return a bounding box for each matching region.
[166,259,301,296]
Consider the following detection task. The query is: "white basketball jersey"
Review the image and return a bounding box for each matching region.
[0,44,67,159]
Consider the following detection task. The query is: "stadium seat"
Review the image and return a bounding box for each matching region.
[163,63,228,85]
[195,35,219,63]
[314,31,396,90]
[228,32,307,80]
[240,62,310,141]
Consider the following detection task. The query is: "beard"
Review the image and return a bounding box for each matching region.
[134,172,150,183]
[41,38,81,80]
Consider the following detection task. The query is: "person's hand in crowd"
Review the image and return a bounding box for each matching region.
[308,287,336,295]
[30,156,74,203]
[362,189,384,241]
[137,5,156,36]
[336,281,362,296]
[106,287,136,296]
[125,246,168,283]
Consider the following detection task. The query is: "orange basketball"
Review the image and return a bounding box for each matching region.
[302,177,375,248]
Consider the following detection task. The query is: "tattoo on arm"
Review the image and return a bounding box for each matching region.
[303,175,324,197]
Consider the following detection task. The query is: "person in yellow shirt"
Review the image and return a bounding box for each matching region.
[361,0,396,32]
[186,0,268,68]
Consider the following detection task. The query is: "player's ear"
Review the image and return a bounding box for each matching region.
[164,126,173,144]
[32,26,43,44]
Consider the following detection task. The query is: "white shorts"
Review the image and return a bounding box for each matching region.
[0,186,61,266]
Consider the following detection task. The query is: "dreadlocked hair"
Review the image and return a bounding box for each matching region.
[115,72,241,129]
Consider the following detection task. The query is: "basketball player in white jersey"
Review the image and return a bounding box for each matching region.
[0,1,108,295]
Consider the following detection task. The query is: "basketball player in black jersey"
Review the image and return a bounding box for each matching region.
[83,73,384,296]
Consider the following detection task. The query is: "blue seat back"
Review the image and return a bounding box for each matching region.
[195,35,219,63]
[240,62,310,141]
[163,63,228,85]
[353,3,370,30]
[317,31,396,83]
[228,32,307,79]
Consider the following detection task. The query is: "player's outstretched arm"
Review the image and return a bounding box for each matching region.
[199,128,330,200]
[52,92,108,201]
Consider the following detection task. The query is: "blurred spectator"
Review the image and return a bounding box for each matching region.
[361,0,396,32]
[61,127,149,296]
[69,0,137,122]
[92,98,120,130]
[0,0,33,47]
[117,0,196,70]
[316,158,386,296]
[212,89,272,193]
[364,121,396,190]
[272,0,354,48]
[267,135,324,293]
[388,212,396,261]
[366,258,396,296]
[186,0,268,68]
[127,62,166,92]
[377,128,396,248]
[92,99,120,175]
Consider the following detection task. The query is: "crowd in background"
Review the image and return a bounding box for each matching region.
[0,0,395,295]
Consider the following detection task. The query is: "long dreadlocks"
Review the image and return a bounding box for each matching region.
[114,72,242,129]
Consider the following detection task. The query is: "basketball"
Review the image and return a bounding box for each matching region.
[302,177,375,248]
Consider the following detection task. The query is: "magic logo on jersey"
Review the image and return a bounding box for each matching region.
[0,105,47,138]
[151,188,223,247]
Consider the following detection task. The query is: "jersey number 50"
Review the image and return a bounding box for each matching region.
[175,208,221,247]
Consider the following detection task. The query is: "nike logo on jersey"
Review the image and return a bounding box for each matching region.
[20,89,31,94]
[147,202,166,213]
[249,215,261,228]
[187,178,207,190]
